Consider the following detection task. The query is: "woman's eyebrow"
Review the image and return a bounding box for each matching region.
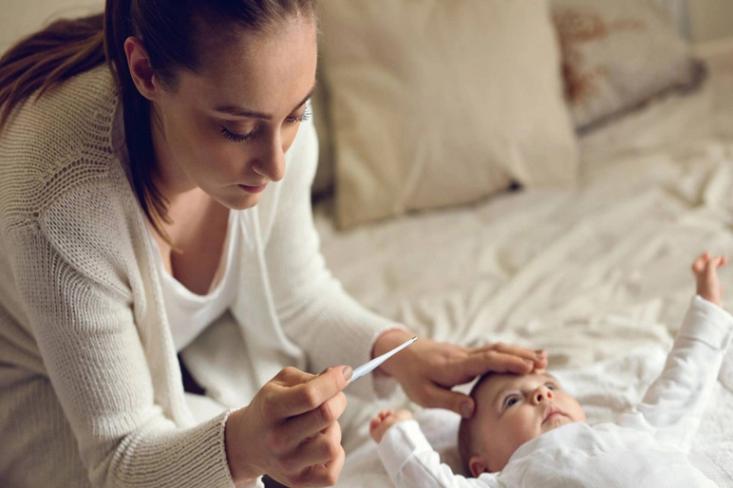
[213,85,316,120]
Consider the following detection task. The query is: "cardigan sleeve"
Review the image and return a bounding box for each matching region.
[264,117,402,400]
[7,200,236,488]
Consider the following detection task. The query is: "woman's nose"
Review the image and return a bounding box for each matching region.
[254,134,286,182]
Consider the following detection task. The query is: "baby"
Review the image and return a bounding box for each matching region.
[370,253,732,487]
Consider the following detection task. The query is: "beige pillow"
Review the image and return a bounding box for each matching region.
[552,0,701,130]
[318,0,579,228]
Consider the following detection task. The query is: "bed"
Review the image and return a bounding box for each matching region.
[3,0,732,486]
[312,5,733,486]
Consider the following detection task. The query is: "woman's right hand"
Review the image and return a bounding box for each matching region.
[225,365,352,487]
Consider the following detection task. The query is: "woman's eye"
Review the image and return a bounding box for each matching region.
[503,395,520,409]
[286,108,312,124]
[220,127,254,142]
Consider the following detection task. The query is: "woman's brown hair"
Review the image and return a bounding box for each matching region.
[0,0,315,240]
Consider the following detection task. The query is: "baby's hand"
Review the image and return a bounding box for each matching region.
[369,409,413,443]
[692,252,728,306]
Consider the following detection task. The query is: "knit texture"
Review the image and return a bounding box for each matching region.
[0,66,397,487]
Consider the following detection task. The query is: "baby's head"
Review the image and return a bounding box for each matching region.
[457,370,586,476]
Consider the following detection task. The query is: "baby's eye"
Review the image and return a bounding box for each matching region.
[545,382,557,391]
[503,395,520,409]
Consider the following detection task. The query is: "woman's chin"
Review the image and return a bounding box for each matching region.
[215,186,263,210]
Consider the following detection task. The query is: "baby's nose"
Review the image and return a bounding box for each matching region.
[534,387,553,403]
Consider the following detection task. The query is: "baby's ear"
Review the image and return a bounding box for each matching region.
[469,455,488,477]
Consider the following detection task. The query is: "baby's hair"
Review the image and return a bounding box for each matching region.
[457,372,494,476]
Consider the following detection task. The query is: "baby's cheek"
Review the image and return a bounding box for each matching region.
[506,416,542,450]
[564,396,587,422]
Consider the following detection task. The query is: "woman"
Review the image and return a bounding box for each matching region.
[0,1,546,486]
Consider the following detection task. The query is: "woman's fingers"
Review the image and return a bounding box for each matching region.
[293,436,346,488]
[471,342,546,366]
[276,391,348,451]
[266,366,350,420]
[271,423,344,487]
[460,347,540,378]
[291,421,343,470]
[418,383,475,418]
[230,365,351,486]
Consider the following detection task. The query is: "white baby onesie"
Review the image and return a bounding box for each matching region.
[377,296,733,488]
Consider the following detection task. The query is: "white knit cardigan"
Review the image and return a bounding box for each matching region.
[0,67,397,487]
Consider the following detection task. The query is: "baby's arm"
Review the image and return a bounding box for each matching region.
[620,253,733,449]
[371,410,495,488]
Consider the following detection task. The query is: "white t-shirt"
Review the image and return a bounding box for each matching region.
[149,210,239,352]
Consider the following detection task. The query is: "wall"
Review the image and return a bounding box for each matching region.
[687,0,733,43]
[1,1,733,56]
[0,0,102,54]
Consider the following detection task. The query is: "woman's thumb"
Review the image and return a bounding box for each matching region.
[425,386,475,418]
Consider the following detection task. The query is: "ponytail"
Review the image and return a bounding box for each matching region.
[104,0,172,239]
[0,1,171,241]
[0,14,105,129]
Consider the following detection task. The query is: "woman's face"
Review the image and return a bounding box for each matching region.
[151,15,317,210]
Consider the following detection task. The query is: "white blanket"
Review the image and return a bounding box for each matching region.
[316,68,733,486]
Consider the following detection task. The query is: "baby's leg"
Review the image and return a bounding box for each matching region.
[692,252,727,306]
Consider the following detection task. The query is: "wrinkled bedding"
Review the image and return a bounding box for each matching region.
[316,57,733,486]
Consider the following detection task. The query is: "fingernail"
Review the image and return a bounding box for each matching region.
[535,349,546,357]
[461,401,474,418]
[342,366,353,381]
[525,359,534,368]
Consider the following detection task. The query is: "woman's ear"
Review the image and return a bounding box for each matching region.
[123,36,161,101]
[469,455,488,477]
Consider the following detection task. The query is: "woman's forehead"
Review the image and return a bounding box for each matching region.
[177,17,317,114]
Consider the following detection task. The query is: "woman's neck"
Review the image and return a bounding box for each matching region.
[150,111,197,206]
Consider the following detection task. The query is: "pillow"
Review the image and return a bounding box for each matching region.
[551,0,701,131]
[317,0,579,229]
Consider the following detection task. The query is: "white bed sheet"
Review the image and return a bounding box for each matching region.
[316,57,733,486]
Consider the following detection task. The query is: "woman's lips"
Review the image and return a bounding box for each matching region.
[238,183,267,194]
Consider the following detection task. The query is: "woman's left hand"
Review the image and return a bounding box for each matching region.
[372,329,547,418]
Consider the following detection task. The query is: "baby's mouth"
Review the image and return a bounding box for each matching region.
[542,407,568,425]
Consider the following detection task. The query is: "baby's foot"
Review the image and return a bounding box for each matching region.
[692,252,727,306]
[369,409,413,443]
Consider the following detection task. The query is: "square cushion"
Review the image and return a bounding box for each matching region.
[318,0,579,228]
[552,0,700,130]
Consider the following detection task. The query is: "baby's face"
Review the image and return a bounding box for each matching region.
[471,371,586,473]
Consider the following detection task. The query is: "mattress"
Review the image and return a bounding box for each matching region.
[315,55,733,486]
